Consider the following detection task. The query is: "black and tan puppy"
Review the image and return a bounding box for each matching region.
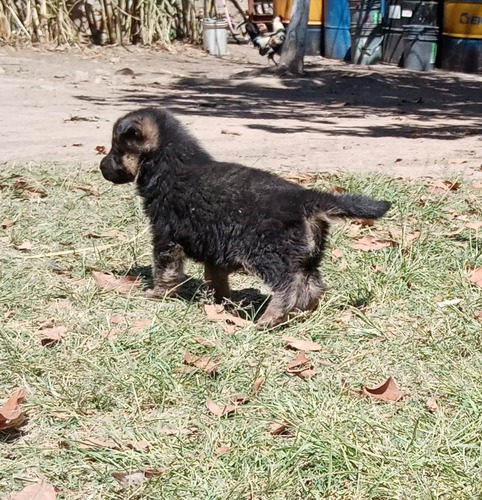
[100,108,390,328]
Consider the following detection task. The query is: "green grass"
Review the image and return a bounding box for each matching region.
[1,163,482,500]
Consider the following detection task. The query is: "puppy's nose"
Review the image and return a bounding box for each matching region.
[100,156,108,170]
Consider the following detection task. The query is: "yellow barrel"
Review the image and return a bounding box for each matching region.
[443,0,482,39]
[273,0,323,25]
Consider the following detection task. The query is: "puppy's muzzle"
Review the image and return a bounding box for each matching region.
[100,153,136,184]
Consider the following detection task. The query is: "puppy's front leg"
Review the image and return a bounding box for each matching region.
[204,263,230,303]
[145,242,186,299]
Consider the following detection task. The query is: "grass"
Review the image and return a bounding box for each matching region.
[1,163,482,500]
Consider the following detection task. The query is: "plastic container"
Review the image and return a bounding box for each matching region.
[203,19,228,55]
[324,0,351,60]
[441,0,482,73]
[273,0,323,25]
[350,0,383,64]
[402,24,439,70]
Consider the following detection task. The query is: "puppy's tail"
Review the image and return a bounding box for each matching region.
[310,192,391,220]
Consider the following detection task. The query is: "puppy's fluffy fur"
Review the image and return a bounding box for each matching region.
[100,108,390,327]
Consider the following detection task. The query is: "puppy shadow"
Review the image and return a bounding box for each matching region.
[126,266,269,320]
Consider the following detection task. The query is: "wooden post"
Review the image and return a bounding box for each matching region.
[279,0,310,75]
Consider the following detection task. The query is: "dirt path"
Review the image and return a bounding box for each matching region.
[1,43,481,179]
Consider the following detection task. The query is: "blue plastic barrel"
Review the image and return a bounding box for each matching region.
[324,0,352,59]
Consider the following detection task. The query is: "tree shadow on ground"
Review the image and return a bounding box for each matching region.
[76,59,482,140]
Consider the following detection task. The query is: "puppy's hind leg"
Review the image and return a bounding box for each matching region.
[204,263,230,303]
[294,270,327,313]
[145,242,186,299]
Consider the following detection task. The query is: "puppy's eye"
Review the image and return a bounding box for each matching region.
[123,127,142,141]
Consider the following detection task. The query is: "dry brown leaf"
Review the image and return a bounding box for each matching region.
[426,397,439,413]
[92,271,141,293]
[331,184,347,193]
[9,480,56,500]
[0,389,27,430]
[184,351,219,375]
[206,398,237,417]
[331,248,343,261]
[350,236,393,252]
[72,184,99,196]
[448,158,468,165]
[1,219,16,229]
[95,145,107,155]
[269,421,295,438]
[203,304,250,331]
[158,428,196,436]
[127,441,150,452]
[130,319,152,333]
[79,437,121,450]
[221,129,241,136]
[298,369,317,378]
[426,179,460,194]
[16,241,33,251]
[231,394,249,405]
[469,268,482,288]
[352,219,374,227]
[38,326,67,346]
[282,335,322,352]
[14,179,47,197]
[101,229,127,241]
[142,468,164,478]
[474,311,482,322]
[285,351,316,378]
[352,377,405,402]
[193,336,221,347]
[466,222,482,230]
[112,471,146,489]
[252,376,265,396]
[216,445,231,455]
[281,173,315,185]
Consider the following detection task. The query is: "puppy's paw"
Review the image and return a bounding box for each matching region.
[256,313,287,330]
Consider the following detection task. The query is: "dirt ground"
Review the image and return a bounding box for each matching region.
[1,42,481,179]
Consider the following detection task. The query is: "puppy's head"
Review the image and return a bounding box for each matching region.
[100,110,159,184]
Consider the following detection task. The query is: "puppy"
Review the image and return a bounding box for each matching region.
[100,107,390,328]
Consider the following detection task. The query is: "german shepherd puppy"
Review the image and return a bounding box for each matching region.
[100,108,390,327]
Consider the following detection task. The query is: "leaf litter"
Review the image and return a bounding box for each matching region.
[92,271,141,293]
[286,351,316,378]
[469,268,482,288]
[112,469,163,489]
[346,377,405,402]
[38,326,67,346]
[184,351,219,375]
[282,335,322,352]
[0,389,27,430]
[203,304,251,333]
[206,398,237,417]
[350,236,394,251]
[7,479,56,500]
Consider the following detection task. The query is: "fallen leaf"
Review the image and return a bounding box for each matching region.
[0,389,27,430]
[231,394,249,405]
[184,351,219,375]
[350,236,393,251]
[203,304,250,332]
[79,437,121,450]
[269,421,295,438]
[373,264,385,273]
[38,326,67,346]
[142,468,164,478]
[426,179,460,194]
[331,184,347,193]
[474,311,482,322]
[14,179,47,197]
[352,219,374,227]
[127,441,150,452]
[72,143,83,147]
[466,222,482,230]
[1,219,16,229]
[281,173,315,185]
[130,319,152,333]
[110,314,122,324]
[448,158,467,164]
[158,428,196,436]
[426,397,439,413]
[112,471,146,489]
[101,229,127,240]
[206,398,237,417]
[193,336,221,347]
[72,184,99,196]
[92,271,141,293]
[469,268,482,287]
[394,158,402,163]
[95,145,107,155]
[221,129,241,136]
[286,351,316,378]
[9,479,56,500]
[350,377,405,402]
[331,248,343,261]
[15,241,33,251]
[252,376,265,396]
[282,335,322,352]
[216,444,231,455]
